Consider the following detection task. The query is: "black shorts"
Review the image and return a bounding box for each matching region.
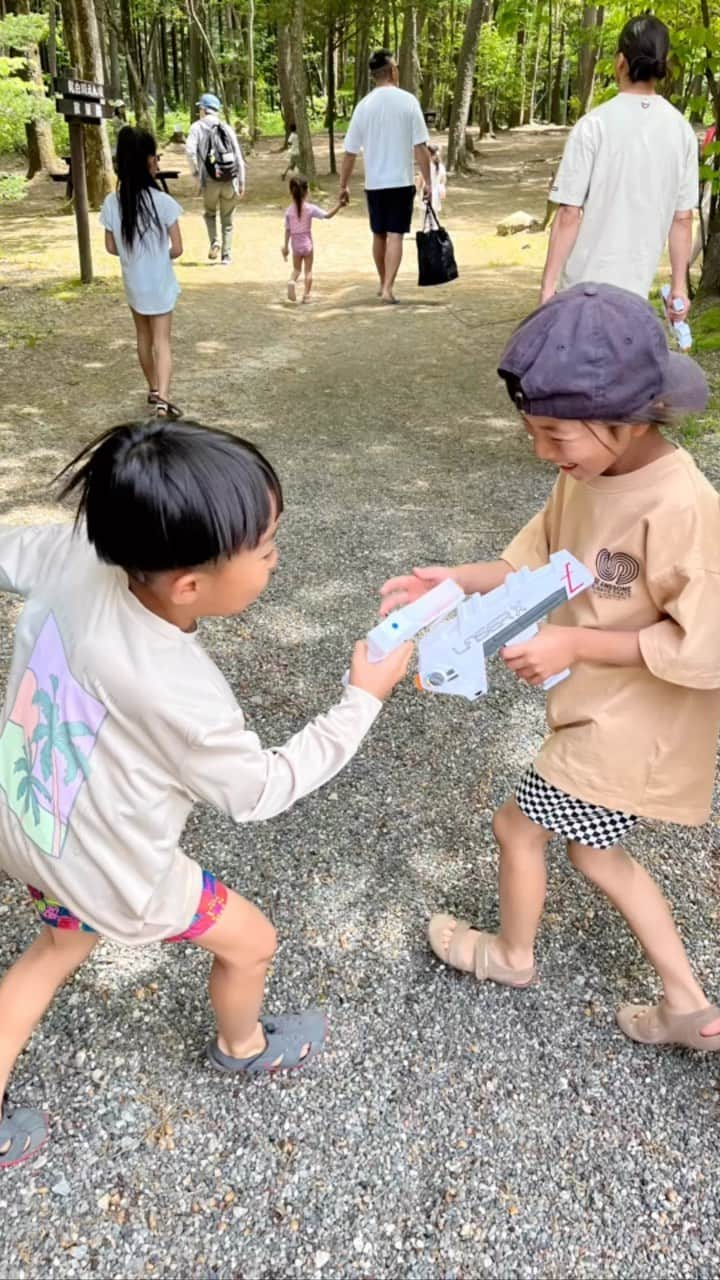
[365,186,416,235]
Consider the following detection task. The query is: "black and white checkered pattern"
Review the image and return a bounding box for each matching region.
[516,767,637,849]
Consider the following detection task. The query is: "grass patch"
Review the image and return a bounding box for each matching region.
[691,305,720,353]
[0,173,27,203]
[44,276,119,302]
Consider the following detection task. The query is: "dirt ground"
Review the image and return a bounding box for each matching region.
[1,130,720,1280]
[0,128,567,497]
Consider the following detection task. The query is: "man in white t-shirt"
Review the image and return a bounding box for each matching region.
[340,49,431,303]
[540,15,698,322]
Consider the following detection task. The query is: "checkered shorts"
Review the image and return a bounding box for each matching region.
[516,767,637,849]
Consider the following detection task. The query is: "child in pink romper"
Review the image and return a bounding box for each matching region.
[281,175,343,303]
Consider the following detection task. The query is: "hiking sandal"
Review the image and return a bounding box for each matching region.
[154,399,182,420]
[428,914,536,987]
[147,389,160,406]
[206,1008,327,1075]
[0,1096,48,1169]
[616,1001,720,1051]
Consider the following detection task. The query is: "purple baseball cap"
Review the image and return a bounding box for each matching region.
[498,283,708,423]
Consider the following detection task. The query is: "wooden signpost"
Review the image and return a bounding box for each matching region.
[54,74,115,284]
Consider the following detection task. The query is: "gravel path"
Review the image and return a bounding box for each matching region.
[1,135,719,1278]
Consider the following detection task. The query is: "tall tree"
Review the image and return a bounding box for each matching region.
[398,3,418,96]
[575,4,604,117]
[59,0,114,206]
[447,0,488,172]
[287,0,315,179]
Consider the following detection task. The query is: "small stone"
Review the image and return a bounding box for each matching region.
[314,1251,330,1270]
[97,1193,111,1212]
[74,1050,87,1068]
[497,210,541,236]
[52,1175,71,1197]
[460,1223,474,1239]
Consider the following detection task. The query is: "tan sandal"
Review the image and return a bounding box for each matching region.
[616,1001,720,1051]
[428,914,535,987]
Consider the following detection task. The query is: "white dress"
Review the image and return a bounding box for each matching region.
[100,189,183,315]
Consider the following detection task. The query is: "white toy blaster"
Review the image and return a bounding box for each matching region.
[343,577,465,686]
[416,551,594,701]
[660,285,692,352]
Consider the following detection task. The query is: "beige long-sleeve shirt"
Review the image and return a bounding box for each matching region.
[502,448,720,824]
[0,524,381,943]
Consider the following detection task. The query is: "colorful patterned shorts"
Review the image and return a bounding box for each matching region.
[27,870,228,942]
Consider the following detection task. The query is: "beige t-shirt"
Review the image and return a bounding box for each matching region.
[501,448,720,825]
[0,524,381,943]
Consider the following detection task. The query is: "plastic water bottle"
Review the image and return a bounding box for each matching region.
[660,285,692,352]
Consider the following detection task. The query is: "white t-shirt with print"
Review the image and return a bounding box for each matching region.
[343,85,429,190]
[0,524,382,944]
[550,93,698,298]
[100,188,182,315]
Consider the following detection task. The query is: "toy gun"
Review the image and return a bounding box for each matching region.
[343,577,465,686]
[660,285,692,352]
[416,552,594,701]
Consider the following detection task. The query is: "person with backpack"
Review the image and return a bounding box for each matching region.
[186,93,246,265]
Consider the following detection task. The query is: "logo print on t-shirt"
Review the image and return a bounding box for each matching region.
[0,613,106,859]
[594,548,640,599]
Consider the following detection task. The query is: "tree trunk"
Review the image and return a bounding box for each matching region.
[24,41,61,177]
[529,4,543,121]
[171,22,180,104]
[119,0,151,126]
[59,0,114,205]
[699,209,720,296]
[153,24,165,134]
[575,4,604,118]
[288,0,315,181]
[447,0,488,172]
[277,22,294,138]
[326,18,336,174]
[550,20,564,124]
[246,0,255,139]
[353,5,370,106]
[188,11,203,112]
[398,4,418,97]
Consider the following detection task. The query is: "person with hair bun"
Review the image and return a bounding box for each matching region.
[540,16,698,325]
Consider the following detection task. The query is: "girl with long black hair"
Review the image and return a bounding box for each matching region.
[100,126,184,418]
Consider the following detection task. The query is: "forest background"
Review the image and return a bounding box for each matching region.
[0,0,719,292]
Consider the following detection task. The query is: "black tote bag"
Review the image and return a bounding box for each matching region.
[416,204,459,287]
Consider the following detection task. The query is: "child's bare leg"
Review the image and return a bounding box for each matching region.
[149,312,173,403]
[568,842,710,1013]
[436,799,550,974]
[287,254,303,301]
[302,250,314,301]
[0,927,98,1102]
[194,889,309,1065]
[130,309,155,390]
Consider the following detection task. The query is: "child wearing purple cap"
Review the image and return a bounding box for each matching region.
[381,282,720,1052]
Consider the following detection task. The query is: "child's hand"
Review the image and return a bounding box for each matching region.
[281,246,289,259]
[501,625,578,686]
[348,640,413,701]
[379,565,455,617]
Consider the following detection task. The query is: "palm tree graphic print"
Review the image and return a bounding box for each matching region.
[0,614,106,858]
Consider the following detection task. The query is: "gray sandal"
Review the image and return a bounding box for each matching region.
[206,1008,327,1075]
[0,1096,48,1169]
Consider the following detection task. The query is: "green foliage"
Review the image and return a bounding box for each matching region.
[475,22,521,126]
[0,13,49,49]
[0,13,54,156]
